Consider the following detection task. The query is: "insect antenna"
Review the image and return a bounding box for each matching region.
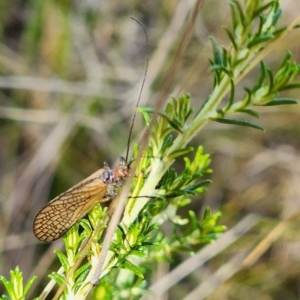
[125,17,150,164]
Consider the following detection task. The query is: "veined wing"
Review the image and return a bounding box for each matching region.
[33,168,109,242]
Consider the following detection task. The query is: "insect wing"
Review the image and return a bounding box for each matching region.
[33,169,108,242]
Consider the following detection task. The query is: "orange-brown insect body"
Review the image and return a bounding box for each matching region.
[33,158,128,242]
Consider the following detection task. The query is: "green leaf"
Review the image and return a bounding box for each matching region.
[203,206,211,219]
[174,197,192,207]
[254,1,274,17]
[139,107,184,133]
[0,267,36,300]
[161,134,173,151]
[243,87,252,106]
[183,180,212,195]
[137,107,152,125]
[168,119,183,133]
[213,118,265,131]
[188,210,199,232]
[267,68,274,93]
[54,250,69,272]
[279,83,300,91]
[264,98,298,106]
[129,250,147,258]
[78,219,92,240]
[210,64,233,77]
[248,33,274,48]
[210,36,222,65]
[213,225,228,233]
[0,276,13,299]
[222,47,229,68]
[179,94,193,122]
[73,276,90,291]
[231,0,245,28]
[252,61,267,92]
[74,262,90,281]
[200,233,223,243]
[222,26,237,50]
[210,58,220,86]
[143,223,159,236]
[63,223,79,250]
[230,1,240,29]
[216,108,224,118]
[23,276,37,297]
[273,8,282,26]
[11,267,23,299]
[256,13,264,36]
[122,260,144,278]
[272,26,286,37]
[226,79,235,110]
[238,108,260,118]
[49,272,65,286]
[168,147,194,161]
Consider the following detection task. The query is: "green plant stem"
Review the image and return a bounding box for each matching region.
[123,76,233,226]
[122,12,300,230]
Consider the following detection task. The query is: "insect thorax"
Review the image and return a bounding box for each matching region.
[99,158,129,202]
[105,179,125,201]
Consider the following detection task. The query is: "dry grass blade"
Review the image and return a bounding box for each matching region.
[145,214,260,299]
[183,252,247,300]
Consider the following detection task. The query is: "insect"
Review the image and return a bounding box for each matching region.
[33,158,129,242]
[33,18,149,243]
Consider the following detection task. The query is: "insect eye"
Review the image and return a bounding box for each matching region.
[99,168,114,183]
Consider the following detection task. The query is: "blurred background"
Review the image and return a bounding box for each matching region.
[1,0,300,299]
